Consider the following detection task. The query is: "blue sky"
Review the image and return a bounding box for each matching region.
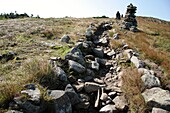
[0,0,170,21]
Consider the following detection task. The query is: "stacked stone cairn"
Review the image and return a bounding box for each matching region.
[122,3,138,32]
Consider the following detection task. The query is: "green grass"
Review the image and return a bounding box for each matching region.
[51,45,72,58]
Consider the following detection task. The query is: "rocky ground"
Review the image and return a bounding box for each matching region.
[0,17,170,113]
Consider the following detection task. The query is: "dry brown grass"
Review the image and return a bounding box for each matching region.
[110,39,123,49]
[121,68,147,113]
[0,57,53,108]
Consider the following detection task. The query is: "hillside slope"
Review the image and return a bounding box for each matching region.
[0,17,170,112]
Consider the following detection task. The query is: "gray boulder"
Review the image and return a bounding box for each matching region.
[75,93,90,109]
[96,58,106,66]
[99,104,117,113]
[85,28,93,41]
[142,87,170,111]
[141,73,161,88]
[73,83,84,92]
[21,86,41,102]
[47,90,72,113]
[99,37,108,46]
[14,98,40,113]
[112,96,128,111]
[152,107,170,113]
[60,35,70,43]
[54,66,67,81]
[92,48,104,58]
[107,49,116,57]
[65,84,81,105]
[65,47,86,66]
[130,56,145,68]
[68,60,86,73]
[84,82,103,93]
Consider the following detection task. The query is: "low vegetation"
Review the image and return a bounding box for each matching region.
[0,57,53,107]
[121,68,146,113]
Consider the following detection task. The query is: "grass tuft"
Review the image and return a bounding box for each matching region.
[121,68,147,113]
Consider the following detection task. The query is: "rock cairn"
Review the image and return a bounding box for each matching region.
[122,3,138,32]
[6,21,170,113]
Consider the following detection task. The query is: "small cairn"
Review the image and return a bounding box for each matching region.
[122,3,138,32]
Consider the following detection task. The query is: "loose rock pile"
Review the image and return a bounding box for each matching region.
[6,21,170,113]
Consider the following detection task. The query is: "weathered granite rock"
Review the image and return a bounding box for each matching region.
[54,66,67,81]
[108,92,117,99]
[6,110,23,113]
[152,107,170,113]
[99,37,108,46]
[107,49,116,57]
[60,34,70,43]
[86,68,95,76]
[96,58,106,66]
[68,60,86,73]
[100,88,109,101]
[73,83,84,92]
[14,97,40,113]
[92,48,104,58]
[47,90,72,113]
[81,41,94,54]
[93,78,104,84]
[141,73,161,88]
[99,104,117,113]
[142,87,170,111]
[21,84,41,102]
[130,56,145,68]
[75,93,90,109]
[89,60,100,71]
[65,47,86,66]
[65,84,81,105]
[84,82,103,93]
[112,96,128,111]
[85,28,93,41]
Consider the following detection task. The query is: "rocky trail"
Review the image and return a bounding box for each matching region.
[4,20,170,113]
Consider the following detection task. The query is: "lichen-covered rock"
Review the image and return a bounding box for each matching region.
[141,73,161,88]
[142,87,170,111]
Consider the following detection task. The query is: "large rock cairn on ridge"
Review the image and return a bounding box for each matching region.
[122,3,138,32]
